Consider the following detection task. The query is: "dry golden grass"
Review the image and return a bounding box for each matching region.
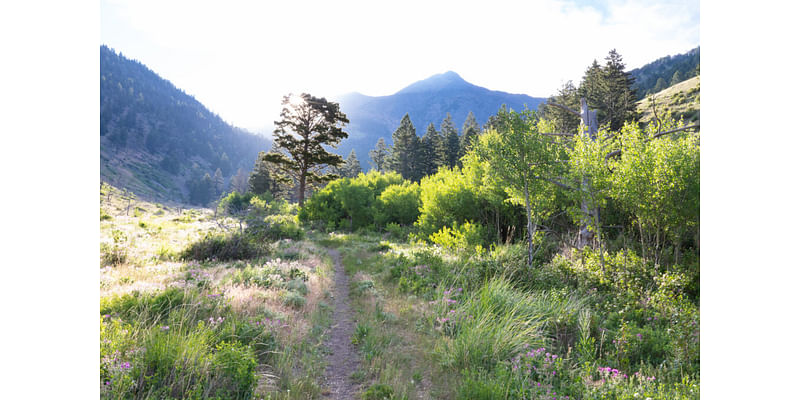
[100,182,333,346]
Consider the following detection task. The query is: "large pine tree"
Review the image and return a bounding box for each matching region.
[441,113,460,168]
[601,49,638,131]
[388,114,420,181]
[578,50,638,131]
[263,93,349,206]
[420,122,444,177]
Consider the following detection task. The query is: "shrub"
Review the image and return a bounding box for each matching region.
[374,181,421,226]
[248,215,303,241]
[429,221,487,253]
[283,291,306,309]
[228,264,282,289]
[208,341,258,398]
[101,229,128,266]
[181,233,260,261]
[299,171,407,230]
[362,383,395,400]
[285,279,309,296]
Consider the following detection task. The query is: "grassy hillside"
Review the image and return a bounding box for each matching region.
[638,75,700,125]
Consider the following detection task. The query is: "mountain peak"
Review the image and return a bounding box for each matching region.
[396,71,471,95]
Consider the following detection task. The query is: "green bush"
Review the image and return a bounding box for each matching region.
[429,221,487,253]
[283,291,306,309]
[362,383,395,400]
[374,181,421,226]
[299,171,406,231]
[228,264,282,289]
[416,159,525,245]
[181,233,260,261]
[209,341,258,398]
[285,278,309,296]
[257,215,304,241]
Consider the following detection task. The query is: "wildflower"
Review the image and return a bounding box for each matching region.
[160,325,169,331]
[120,362,131,369]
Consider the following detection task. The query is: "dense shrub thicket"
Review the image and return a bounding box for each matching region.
[300,114,699,274]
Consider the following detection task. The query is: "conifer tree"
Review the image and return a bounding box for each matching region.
[579,60,605,112]
[601,49,638,131]
[542,81,581,134]
[420,122,443,176]
[388,114,420,181]
[440,113,460,167]
[189,172,215,205]
[339,149,362,178]
[213,168,225,197]
[249,151,278,195]
[369,137,390,172]
[219,152,232,175]
[460,111,480,157]
[578,50,638,131]
[263,93,349,206]
[229,168,249,194]
[654,77,667,93]
[670,70,683,86]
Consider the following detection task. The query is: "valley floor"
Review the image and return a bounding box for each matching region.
[100,185,698,399]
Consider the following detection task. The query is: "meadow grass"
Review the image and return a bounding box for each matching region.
[100,185,334,399]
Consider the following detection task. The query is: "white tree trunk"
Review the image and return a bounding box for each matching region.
[578,98,599,248]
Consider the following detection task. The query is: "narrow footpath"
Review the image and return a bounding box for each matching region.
[322,249,360,399]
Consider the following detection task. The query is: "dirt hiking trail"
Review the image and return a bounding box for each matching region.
[322,249,360,399]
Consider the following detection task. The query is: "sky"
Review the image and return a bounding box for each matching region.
[100,0,699,134]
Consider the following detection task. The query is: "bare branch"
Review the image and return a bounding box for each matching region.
[543,102,581,118]
[541,132,576,137]
[651,123,699,139]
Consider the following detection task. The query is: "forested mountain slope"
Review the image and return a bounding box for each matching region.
[100,45,269,203]
[629,47,699,99]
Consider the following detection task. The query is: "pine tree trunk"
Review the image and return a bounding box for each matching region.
[298,172,306,207]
